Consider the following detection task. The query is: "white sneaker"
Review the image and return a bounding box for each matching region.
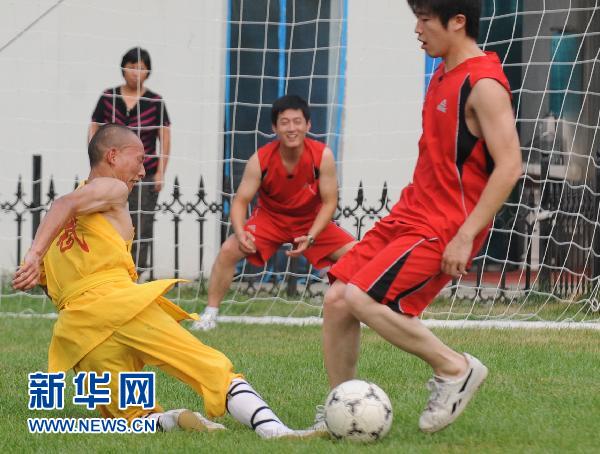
[157,409,206,432]
[193,412,226,432]
[419,353,488,433]
[190,310,217,331]
[310,405,329,435]
[157,409,225,432]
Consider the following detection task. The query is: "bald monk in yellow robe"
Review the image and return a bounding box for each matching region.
[13,123,319,438]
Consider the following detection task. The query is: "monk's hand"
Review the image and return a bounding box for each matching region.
[236,231,256,255]
[13,249,42,291]
[286,235,311,258]
[441,231,473,278]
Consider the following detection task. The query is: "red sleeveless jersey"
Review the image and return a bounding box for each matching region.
[256,138,325,218]
[391,52,511,248]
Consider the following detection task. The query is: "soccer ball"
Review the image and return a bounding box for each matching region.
[324,379,393,443]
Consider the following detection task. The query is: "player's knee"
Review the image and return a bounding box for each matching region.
[219,237,243,263]
[324,283,348,313]
[344,285,370,318]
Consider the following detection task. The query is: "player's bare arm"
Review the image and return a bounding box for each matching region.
[288,147,338,257]
[231,153,262,254]
[442,78,522,277]
[12,178,129,291]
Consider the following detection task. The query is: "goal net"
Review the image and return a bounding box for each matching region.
[1,0,599,329]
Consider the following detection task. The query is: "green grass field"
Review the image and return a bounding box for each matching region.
[1,317,599,453]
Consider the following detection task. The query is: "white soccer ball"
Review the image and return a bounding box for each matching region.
[324,379,393,443]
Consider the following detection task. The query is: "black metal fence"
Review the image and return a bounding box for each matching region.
[2,155,600,300]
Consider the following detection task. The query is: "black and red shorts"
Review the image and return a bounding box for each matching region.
[329,216,452,316]
[244,207,354,269]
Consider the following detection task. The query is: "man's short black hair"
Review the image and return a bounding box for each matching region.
[407,0,481,39]
[271,95,311,125]
[121,47,152,77]
[88,124,135,167]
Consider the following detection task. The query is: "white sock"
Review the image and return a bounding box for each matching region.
[226,379,288,435]
[203,306,219,316]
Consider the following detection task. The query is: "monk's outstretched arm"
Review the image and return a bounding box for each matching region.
[12,178,128,291]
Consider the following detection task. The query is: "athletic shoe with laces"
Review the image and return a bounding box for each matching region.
[192,412,227,432]
[190,310,217,331]
[310,404,329,435]
[418,353,488,433]
[157,409,225,432]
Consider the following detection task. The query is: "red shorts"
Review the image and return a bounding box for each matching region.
[329,216,452,316]
[243,207,355,269]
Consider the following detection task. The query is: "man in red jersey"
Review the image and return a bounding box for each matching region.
[312,0,522,434]
[191,95,355,331]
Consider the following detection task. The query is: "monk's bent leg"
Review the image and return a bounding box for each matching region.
[74,334,164,421]
[111,302,241,418]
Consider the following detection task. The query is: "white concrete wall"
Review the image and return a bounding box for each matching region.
[339,0,422,234]
[0,0,423,278]
[0,0,227,279]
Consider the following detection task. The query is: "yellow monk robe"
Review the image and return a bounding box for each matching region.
[41,210,240,419]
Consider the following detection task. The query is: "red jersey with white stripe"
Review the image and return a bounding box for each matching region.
[256,138,325,219]
[391,52,511,248]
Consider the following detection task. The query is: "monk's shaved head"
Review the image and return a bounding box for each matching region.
[88,124,138,167]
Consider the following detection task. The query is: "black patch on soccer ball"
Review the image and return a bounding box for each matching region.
[384,404,392,420]
[345,399,361,416]
[328,391,339,405]
[347,420,364,436]
[365,385,380,401]
[370,426,384,440]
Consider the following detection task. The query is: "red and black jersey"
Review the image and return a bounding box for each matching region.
[391,51,511,248]
[256,138,325,219]
[91,87,170,175]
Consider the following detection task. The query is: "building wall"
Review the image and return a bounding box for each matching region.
[0,0,227,278]
[338,0,422,235]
